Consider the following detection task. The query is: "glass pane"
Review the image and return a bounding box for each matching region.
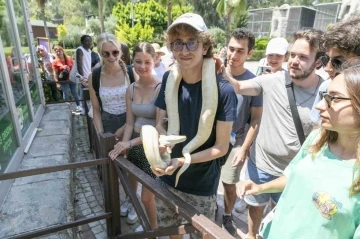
[0,64,19,174]
[2,1,32,136]
[14,0,41,113]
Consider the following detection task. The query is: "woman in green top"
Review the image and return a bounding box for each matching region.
[239,61,360,239]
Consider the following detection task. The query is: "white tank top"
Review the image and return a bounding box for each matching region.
[78,46,92,78]
[99,79,128,115]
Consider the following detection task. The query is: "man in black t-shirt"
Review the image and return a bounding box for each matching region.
[153,13,238,239]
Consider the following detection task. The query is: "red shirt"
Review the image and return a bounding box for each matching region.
[52,56,73,81]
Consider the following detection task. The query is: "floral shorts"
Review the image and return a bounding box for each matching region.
[156,179,217,239]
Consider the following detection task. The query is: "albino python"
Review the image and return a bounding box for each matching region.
[142,58,218,187]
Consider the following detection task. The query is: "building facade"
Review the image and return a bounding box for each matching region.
[0,0,45,200]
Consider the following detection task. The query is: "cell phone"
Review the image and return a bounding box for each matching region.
[259,65,271,74]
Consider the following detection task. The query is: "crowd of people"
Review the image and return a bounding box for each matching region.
[36,11,360,239]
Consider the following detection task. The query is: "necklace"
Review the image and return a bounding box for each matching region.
[295,76,321,106]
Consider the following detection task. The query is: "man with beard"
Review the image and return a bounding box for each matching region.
[222,29,324,239]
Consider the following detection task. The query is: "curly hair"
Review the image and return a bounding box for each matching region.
[291,29,325,60]
[323,16,360,56]
[164,24,214,58]
[230,28,255,52]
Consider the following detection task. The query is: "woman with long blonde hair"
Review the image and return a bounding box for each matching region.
[239,59,360,238]
[88,33,130,137]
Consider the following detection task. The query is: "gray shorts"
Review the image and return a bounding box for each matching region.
[244,160,281,207]
[220,146,244,184]
[156,179,217,239]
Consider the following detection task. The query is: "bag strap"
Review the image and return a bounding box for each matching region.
[92,66,102,111]
[286,79,305,145]
[126,65,135,83]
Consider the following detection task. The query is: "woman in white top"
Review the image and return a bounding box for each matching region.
[88,33,130,137]
[109,42,161,231]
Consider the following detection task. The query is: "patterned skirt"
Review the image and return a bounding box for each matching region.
[127,132,156,179]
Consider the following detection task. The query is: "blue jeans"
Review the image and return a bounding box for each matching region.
[244,159,282,206]
[62,81,80,106]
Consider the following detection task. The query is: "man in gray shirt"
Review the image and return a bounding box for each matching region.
[223,29,324,239]
[220,28,263,236]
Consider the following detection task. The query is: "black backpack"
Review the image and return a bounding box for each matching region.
[92,65,135,111]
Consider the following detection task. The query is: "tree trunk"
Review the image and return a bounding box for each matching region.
[167,0,172,27]
[98,0,105,32]
[41,8,50,39]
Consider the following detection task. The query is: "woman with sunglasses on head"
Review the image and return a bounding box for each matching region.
[238,59,360,239]
[52,45,81,109]
[88,33,130,138]
[108,42,161,231]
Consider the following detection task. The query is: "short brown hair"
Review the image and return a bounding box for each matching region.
[132,42,156,60]
[323,16,360,56]
[290,29,324,60]
[164,24,214,58]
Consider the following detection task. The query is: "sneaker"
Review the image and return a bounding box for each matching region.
[234,199,248,213]
[120,197,130,217]
[222,215,236,236]
[127,204,138,224]
[76,105,83,112]
[134,225,143,232]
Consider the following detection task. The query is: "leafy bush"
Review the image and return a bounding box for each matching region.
[248,50,265,61]
[208,27,226,50]
[58,25,83,49]
[255,38,270,51]
[105,15,118,35]
[86,18,101,36]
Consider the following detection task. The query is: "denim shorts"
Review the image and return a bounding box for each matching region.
[101,111,126,134]
[244,159,281,206]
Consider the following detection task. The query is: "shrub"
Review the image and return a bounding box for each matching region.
[208,27,226,50]
[248,50,265,61]
[255,38,270,51]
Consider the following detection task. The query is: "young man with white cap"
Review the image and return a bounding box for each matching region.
[151,43,166,81]
[222,29,324,239]
[153,13,238,239]
[256,37,288,75]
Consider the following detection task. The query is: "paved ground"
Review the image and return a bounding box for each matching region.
[72,115,252,239]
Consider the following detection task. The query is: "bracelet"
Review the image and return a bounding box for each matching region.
[129,140,132,149]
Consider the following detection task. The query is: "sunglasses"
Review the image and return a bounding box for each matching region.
[171,40,198,52]
[319,91,351,108]
[101,50,120,58]
[320,55,344,71]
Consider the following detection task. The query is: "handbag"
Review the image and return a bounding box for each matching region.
[59,69,69,81]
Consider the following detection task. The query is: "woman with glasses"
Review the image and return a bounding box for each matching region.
[238,60,360,238]
[108,42,161,231]
[88,33,130,137]
[52,45,81,109]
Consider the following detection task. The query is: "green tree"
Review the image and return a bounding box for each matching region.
[192,0,225,29]
[213,0,247,43]
[36,0,50,38]
[115,21,154,48]
[86,18,101,36]
[157,0,187,27]
[57,24,67,48]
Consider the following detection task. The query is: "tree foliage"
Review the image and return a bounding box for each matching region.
[115,22,154,49]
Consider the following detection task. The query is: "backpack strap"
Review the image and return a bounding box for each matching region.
[285,77,305,145]
[92,66,103,111]
[126,65,135,83]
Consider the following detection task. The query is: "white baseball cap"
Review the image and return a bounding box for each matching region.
[265,37,289,56]
[167,13,207,33]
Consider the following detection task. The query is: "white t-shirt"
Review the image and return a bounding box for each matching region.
[152,62,166,81]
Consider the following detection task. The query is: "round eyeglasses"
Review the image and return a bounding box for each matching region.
[101,50,120,58]
[170,40,198,52]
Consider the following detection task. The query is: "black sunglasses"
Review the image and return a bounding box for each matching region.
[171,40,198,52]
[101,50,120,58]
[320,55,344,71]
[319,91,351,108]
